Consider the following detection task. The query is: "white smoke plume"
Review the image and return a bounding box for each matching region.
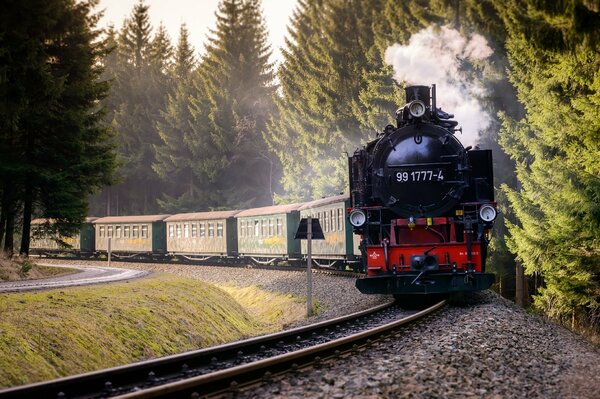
[384,26,493,147]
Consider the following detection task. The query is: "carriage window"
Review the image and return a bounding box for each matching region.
[208,223,214,237]
[133,225,139,237]
[217,222,223,237]
[184,223,189,238]
[169,225,174,237]
[107,226,113,237]
[124,225,130,237]
[141,225,148,238]
[240,221,245,237]
[330,210,335,231]
[99,226,105,237]
[261,219,266,236]
[116,226,122,238]
[338,208,343,231]
[176,224,182,238]
[276,218,282,235]
[191,223,197,237]
[200,223,206,237]
[254,220,260,236]
[268,219,274,235]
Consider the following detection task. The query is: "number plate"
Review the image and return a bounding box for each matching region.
[395,169,445,183]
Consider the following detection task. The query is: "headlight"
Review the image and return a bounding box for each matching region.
[408,100,426,118]
[349,209,367,227]
[479,204,497,222]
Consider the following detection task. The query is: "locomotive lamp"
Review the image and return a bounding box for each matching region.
[479,204,497,222]
[349,209,367,227]
[408,100,426,118]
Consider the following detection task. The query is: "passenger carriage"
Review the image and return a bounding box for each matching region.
[30,217,97,256]
[298,195,361,270]
[164,211,239,261]
[93,215,169,258]
[235,203,303,265]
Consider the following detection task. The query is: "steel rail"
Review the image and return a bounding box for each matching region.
[0,302,398,399]
[33,256,364,279]
[117,300,446,399]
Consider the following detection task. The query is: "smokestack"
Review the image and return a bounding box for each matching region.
[404,85,430,105]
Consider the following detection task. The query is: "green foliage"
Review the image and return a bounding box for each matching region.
[187,0,278,209]
[153,24,199,212]
[19,259,32,276]
[90,0,176,216]
[0,0,117,254]
[268,0,386,201]
[498,0,600,331]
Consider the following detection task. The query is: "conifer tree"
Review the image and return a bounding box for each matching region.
[268,0,384,201]
[497,0,600,330]
[189,0,277,209]
[153,24,200,212]
[109,0,173,214]
[0,0,116,254]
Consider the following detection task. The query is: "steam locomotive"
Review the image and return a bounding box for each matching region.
[349,85,496,296]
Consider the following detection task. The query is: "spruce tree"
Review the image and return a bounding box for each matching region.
[268,0,384,201]
[189,0,277,209]
[153,24,200,212]
[109,0,173,214]
[498,0,600,330]
[0,0,116,254]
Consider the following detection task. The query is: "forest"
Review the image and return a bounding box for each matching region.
[0,0,598,337]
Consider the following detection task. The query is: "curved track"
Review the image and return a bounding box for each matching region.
[0,300,445,398]
[0,264,150,293]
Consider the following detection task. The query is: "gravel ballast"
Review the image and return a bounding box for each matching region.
[236,291,600,399]
[37,260,600,397]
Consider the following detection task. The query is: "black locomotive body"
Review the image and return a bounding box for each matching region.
[349,85,496,296]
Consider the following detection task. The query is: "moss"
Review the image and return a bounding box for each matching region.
[0,274,306,388]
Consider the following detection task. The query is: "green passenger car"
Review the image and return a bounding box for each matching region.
[93,215,170,255]
[299,195,360,269]
[30,217,97,255]
[165,211,239,259]
[235,203,303,264]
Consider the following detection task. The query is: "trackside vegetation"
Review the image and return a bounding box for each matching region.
[0,274,308,388]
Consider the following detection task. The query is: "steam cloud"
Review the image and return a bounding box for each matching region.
[384,26,493,147]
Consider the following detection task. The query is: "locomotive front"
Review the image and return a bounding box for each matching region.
[349,85,496,296]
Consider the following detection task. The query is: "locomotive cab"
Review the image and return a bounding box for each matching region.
[350,85,495,296]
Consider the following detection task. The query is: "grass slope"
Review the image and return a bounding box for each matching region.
[0,274,306,388]
[0,256,78,281]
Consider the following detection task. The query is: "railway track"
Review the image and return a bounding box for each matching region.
[0,300,446,399]
[33,255,364,279]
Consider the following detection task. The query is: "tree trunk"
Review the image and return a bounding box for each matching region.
[19,179,33,256]
[3,209,15,256]
[106,186,111,216]
[516,261,525,307]
[0,189,8,247]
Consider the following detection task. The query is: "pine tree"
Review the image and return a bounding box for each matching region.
[498,1,600,330]
[188,0,277,209]
[153,24,200,212]
[0,0,116,254]
[108,0,173,214]
[267,0,385,201]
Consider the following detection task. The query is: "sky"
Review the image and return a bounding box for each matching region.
[96,0,299,65]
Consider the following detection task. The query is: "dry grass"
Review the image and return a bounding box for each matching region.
[0,253,78,281]
[0,273,306,388]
